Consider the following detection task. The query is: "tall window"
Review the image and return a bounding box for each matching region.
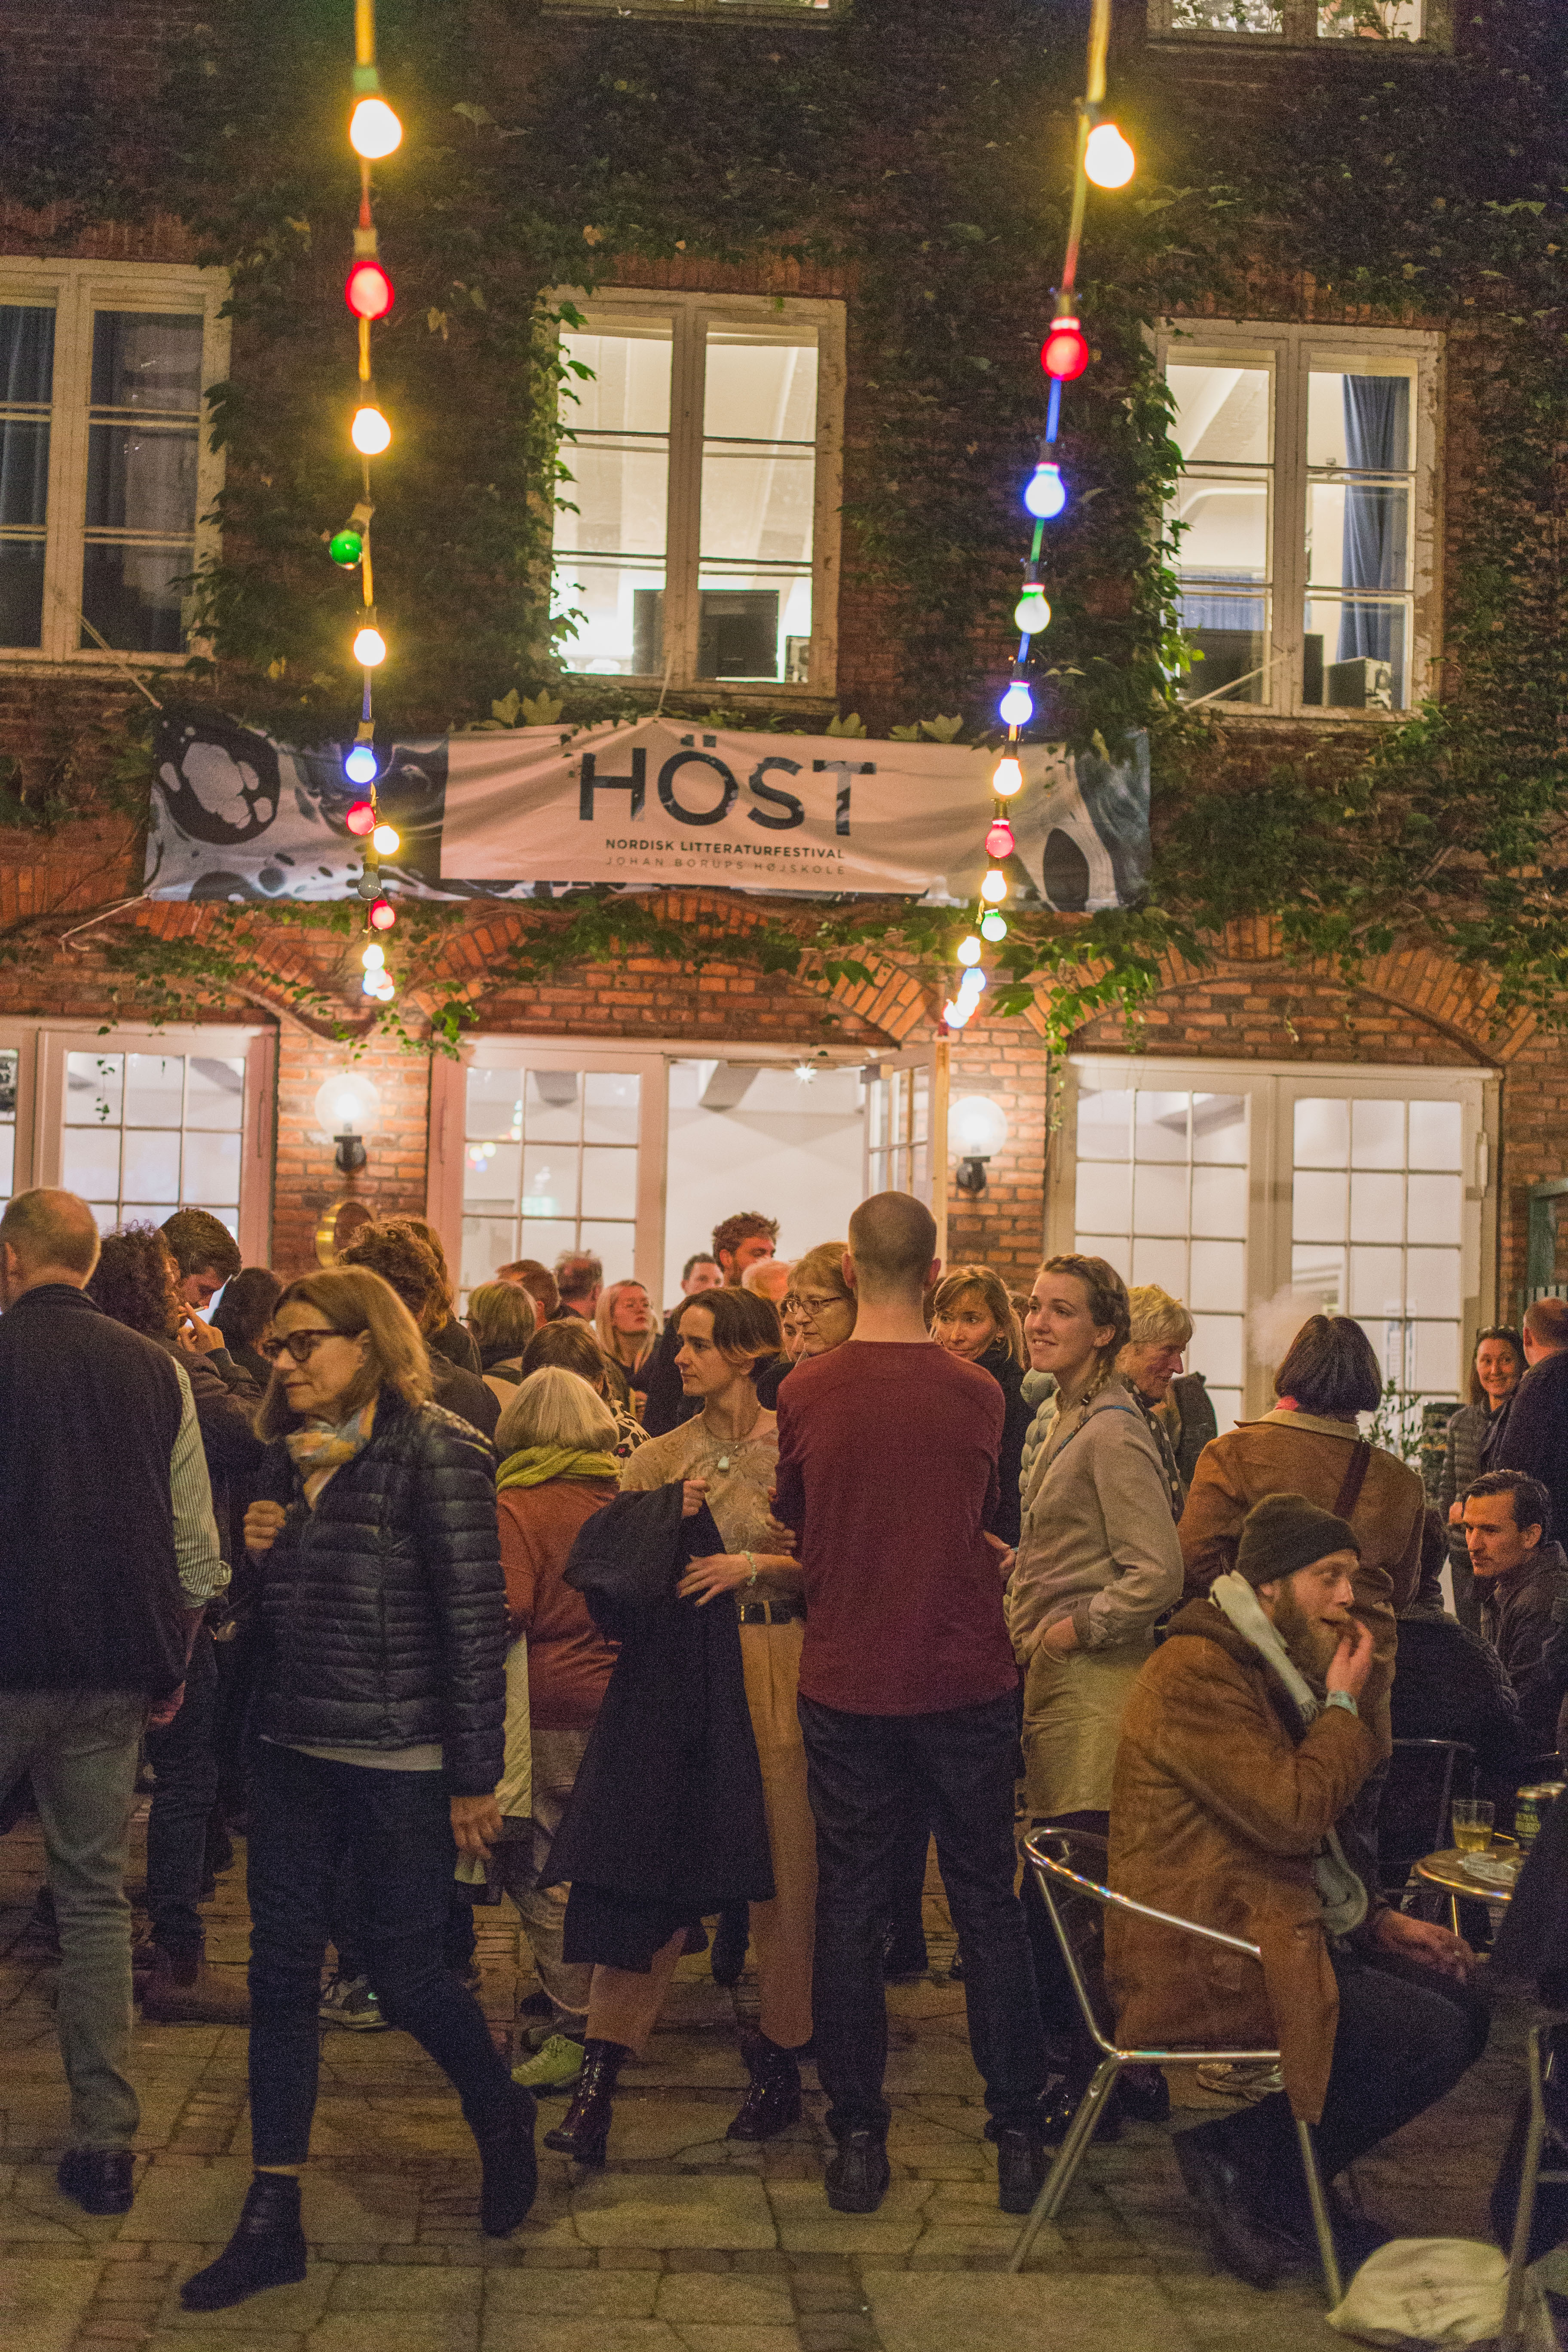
[865,1064,933,1206]
[1161,324,1438,718]
[463,1066,641,1293]
[1153,0,1430,38]
[62,1050,245,1236]
[550,291,844,694]
[0,263,225,661]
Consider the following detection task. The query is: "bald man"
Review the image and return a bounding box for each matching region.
[0,1189,225,2218]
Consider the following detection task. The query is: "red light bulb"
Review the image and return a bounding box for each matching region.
[368,897,396,931]
[345,260,395,321]
[1041,317,1089,382]
[986,818,1015,860]
[345,800,376,836]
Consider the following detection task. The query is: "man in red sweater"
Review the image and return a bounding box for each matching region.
[775,1193,1047,2217]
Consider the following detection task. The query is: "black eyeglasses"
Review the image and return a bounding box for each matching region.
[259,1327,363,1366]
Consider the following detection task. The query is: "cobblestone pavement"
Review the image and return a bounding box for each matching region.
[0,1804,1534,2352]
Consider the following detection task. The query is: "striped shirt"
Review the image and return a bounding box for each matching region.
[170,1360,229,1606]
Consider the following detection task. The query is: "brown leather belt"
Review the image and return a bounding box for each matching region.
[736,1599,805,1625]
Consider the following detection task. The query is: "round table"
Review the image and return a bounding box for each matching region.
[1414,1838,1522,1934]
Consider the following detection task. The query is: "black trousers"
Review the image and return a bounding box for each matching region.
[799,1689,1048,2137]
[245,1741,515,2166]
[144,1622,218,1956]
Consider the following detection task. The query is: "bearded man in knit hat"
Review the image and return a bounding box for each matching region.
[1106,1493,1487,2290]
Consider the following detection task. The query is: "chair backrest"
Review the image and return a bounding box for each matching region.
[1028,1828,1121,2055]
[1378,1739,1475,1888]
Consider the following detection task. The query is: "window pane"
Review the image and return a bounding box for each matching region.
[523,1144,577,1221]
[1131,1162,1188,1238]
[1349,1171,1404,1244]
[1407,1172,1462,1246]
[182,1130,240,1207]
[1348,1244,1405,1317]
[698,330,817,683]
[1134,1091,1190,1161]
[81,543,189,655]
[1077,1233,1130,1282]
[66,1052,123,1125]
[121,1128,181,1205]
[92,312,204,413]
[185,1055,245,1130]
[1168,362,1273,706]
[1076,1088,1133,1161]
[1406,1247,1461,1319]
[582,1072,640,1144]
[468,1068,524,1142]
[1131,1235,1188,1294]
[62,1126,120,1198]
[1408,1099,1462,1171]
[0,420,49,530]
[581,1147,637,1221]
[465,1138,521,1210]
[0,305,55,407]
[1293,1243,1345,1313]
[1190,1237,1246,1312]
[554,326,671,676]
[515,1217,574,1266]
[0,544,44,648]
[1295,1097,1348,1168]
[580,1222,636,1285]
[1410,1320,1459,1393]
[1171,0,1283,23]
[1304,368,1415,710]
[1191,1162,1247,1239]
[1191,1313,1243,1389]
[524,1070,580,1143]
[124,1053,185,1128]
[1317,0,1422,34]
[1076,1160,1130,1236]
[86,423,198,537]
[1191,1093,1247,1164]
[1351,1098,1405,1168]
[1293,1170,1347,1243]
[462,1216,517,1292]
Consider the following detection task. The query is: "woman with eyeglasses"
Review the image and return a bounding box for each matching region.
[179,1269,534,2315]
[782,1242,857,1364]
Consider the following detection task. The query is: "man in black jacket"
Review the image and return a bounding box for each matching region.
[0,1189,226,2217]
[1494,1298,1568,1563]
[1461,1470,1568,1743]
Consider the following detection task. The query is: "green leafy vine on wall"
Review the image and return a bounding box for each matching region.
[0,0,1563,1058]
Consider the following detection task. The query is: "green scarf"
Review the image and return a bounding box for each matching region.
[496,1444,620,1492]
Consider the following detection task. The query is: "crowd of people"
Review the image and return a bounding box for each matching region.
[0,1182,1562,2308]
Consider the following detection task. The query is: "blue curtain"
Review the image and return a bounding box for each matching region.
[0,307,54,534]
[1338,375,1408,662]
[1178,570,1265,631]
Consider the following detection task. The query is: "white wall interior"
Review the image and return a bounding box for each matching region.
[663,1060,865,1297]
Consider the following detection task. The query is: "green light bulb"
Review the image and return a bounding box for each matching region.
[1014,585,1051,635]
[328,527,364,569]
[980,911,1008,942]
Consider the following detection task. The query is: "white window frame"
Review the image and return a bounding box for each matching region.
[542,0,839,17]
[1148,0,1452,46]
[1157,318,1442,723]
[0,257,229,668]
[0,1021,275,1259]
[1048,1053,1497,1423]
[548,287,845,701]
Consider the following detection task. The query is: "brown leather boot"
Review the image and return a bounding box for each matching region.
[542,2038,628,2166]
[140,1941,251,2025]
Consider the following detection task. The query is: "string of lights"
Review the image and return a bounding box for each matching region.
[943,0,1134,1032]
[333,0,402,1005]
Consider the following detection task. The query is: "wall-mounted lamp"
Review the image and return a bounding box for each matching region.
[314,1072,382,1175]
[949,1094,1011,1197]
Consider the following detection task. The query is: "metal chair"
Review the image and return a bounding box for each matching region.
[1008,1827,1342,2305]
[1501,2024,1568,2349]
[1377,1738,1475,1902]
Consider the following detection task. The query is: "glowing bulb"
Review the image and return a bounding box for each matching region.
[980,911,1008,942]
[329,527,364,568]
[986,818,1015,860]
[980,868,1008,905]
[1024,461,1068,520]
[351,405,392,455]
[1014,586,1051,635]
[368,897,396,931]
[345,799,376,836]
[999,680,1034,727]
[1041,318,1090,382]
[371,822,400,855]
[992,756,1023,798]
[345,260,395,321]
[1085,121,1136,190]
[956,935,983,967]
[349,98,404,158]
[361,972,380,997]
[361,943,385,970]
[374,977,396,1001]
[343,743,377,785]
[353,626,386,667]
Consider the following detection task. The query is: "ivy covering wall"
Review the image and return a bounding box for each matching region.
[0,0,1564,1052]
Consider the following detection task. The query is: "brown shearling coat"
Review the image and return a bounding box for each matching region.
[1179,1411,1424,1750]
[1106,1600,1379,2122]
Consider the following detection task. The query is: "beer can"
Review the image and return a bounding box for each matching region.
[1516,1783,1565,1850]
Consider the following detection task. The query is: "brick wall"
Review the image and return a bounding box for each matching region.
[272,1027,431,1282]
[943,1018,1054,1294]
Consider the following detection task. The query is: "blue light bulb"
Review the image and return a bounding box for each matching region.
[344,743,377,785]
[1024,462,1067,520]
[999,680,1034,727]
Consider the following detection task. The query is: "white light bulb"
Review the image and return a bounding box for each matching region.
[956,935,982,967]
[992,756,1024,799]
[361,943,385,970]
[980,868,1008,904]
[349,98,404,159]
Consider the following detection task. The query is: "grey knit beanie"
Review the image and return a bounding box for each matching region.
[1234,1491,1360,1588]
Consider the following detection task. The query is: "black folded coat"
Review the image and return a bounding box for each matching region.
[542,1482,775,1972]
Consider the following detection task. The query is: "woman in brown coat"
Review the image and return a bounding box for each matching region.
[1179,1314,1424,1749]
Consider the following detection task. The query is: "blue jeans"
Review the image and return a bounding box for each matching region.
[0,1688,144,2149]
[799,1689,1048,2138]
[144,1621,218,1954]
[245,1741,515,2165]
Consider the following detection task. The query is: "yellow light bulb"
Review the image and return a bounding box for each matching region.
[956,935,983,967]
[361,943,385,970]
[353,626,386,667]
[1084,121,1136,190]
[349,98,403,159]
[371,822,400,855]
[980,868,1008,905]
[992,756,1023,798]
[352,405,392,455]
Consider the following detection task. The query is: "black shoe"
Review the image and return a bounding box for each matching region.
[825,2128,890,2214]
[1037,2076,1121,2149]
[57,2148,134,2216]
[1116,2064,1170,2126]
[1269,2188,1394,2276]
[518,1986,553,2018]
[710,1907,749,1987]
[542,2038,628,2167]
[180,2173,308,2311]
[1173,2125,1285,2291]
[726,2032,803,2142]
[882,1933,929,1983]
[995,2126,1047,2215]
[476,2083,538,2237]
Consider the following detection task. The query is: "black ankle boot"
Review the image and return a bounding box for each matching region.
[180,2173,308,2311]
[476,2082,538,2237]
[542,2038,627,2166]
[726,2030,803,2141]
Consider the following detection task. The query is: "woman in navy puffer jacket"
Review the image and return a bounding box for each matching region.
[181,1268,534,2317]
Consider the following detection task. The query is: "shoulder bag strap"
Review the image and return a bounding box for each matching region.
[1332,1440,1372,1521]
